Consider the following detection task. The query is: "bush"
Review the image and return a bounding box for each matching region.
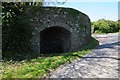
[92,19,120,33]
[2,2,34,56]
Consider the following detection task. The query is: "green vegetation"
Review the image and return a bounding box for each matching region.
[67,8,80,17]
[1,37,99,78]
[2,2,42,58]
[92,19,120,33]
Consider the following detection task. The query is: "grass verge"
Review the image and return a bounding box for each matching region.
[1,37,99,78]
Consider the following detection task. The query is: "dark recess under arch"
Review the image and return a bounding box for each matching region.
[40,26,71,53]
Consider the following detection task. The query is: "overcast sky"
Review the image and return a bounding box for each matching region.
[43,0,119,21]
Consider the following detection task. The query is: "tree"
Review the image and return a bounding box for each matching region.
[43,0,67,6]
[92,19,120,33]
[2,2,43,54]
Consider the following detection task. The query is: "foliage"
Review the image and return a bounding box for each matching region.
[117,20,120,31]
[67,8,80,17]
[1,37,99,78]
[2,2,42,56]
[92,19,120,33]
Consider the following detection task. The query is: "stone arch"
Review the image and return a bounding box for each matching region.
[38,21,74,33]
[30,22,75,53]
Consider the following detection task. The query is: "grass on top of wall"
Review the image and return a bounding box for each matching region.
[1,37,99,78]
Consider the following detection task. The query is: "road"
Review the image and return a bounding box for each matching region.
[47,33,119,78]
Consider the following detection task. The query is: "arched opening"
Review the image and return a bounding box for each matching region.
[40,26,71,53]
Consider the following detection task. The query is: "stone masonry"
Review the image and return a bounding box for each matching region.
[27,7,91,53]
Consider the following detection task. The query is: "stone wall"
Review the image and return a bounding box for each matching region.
[27,7,91,53]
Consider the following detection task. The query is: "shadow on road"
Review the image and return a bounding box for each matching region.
[95,41,120,50]
[81,41,120,60]
[82,56,120,60]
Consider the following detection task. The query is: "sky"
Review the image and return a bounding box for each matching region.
[43,0,119,21]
